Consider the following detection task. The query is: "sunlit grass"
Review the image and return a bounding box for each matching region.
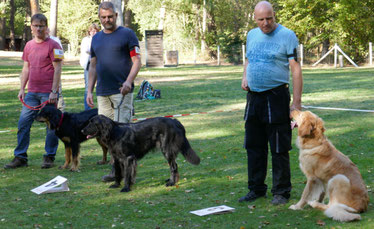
[0,63,374,228]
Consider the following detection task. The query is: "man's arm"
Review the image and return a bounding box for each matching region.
[289,58,303,111]
[241,59,249,91]
[120,55,141,95]
[51,61,62,104]
[18,61,30,101]
[87,56,97,108]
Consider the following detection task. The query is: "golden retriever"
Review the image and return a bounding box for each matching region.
[289,110,369,222]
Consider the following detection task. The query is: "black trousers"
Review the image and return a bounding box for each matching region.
[243,84,292,198]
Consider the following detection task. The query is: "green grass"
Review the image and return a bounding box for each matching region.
[0,62,374,228]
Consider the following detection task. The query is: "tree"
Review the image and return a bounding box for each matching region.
[49,0,57,37]
[0,0,7,50]
[278,0,374,63]
[8,0,15,50]
[30,0,39,15]
[41,0,98,55]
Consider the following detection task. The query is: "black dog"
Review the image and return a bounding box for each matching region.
[81,115,200,192]
[35,106,108,171]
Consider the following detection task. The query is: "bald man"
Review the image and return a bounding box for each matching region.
[239,1,303,205]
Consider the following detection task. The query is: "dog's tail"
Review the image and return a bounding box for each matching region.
[324,203,361,222]
[174,120,200,165]
[181,137,200,165]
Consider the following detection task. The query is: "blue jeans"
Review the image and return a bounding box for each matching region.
[84,69,91,110]
[14,92,59,160]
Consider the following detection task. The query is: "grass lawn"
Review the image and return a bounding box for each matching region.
[0,58,373,228]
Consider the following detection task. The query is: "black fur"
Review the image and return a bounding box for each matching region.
[81,115,200,192]
[35,106,108,171]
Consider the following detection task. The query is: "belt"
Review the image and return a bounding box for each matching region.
[249,84,289,95]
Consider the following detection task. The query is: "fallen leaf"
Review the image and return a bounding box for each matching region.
[316,220,325,226]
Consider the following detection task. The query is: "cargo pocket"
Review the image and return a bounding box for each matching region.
[269,123,292,153]
[267,87,290,124]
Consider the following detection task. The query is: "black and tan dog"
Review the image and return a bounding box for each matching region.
[81,115,201,192]
[35,106,108,171]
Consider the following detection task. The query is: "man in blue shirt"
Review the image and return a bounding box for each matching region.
[239,1,303,205]
[87,2,141,181]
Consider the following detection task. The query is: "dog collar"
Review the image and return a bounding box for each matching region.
[57,113,64,129]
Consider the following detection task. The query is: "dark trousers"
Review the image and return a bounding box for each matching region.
[244,84,292,198]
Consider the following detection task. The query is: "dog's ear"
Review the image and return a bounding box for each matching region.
[315,117,325,135]
[47,107,62,130]
[298,112,315,137]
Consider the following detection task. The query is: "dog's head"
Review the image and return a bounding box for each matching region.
[35,106,62,130]
[291,110,325,139]
[81,115,113,140]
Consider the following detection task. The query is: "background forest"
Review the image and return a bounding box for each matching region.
[0,0,373,63]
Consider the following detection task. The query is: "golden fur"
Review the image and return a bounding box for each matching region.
[289,110,369,222]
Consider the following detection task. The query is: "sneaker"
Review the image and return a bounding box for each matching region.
[4,157,28,169]
[41,156,55,169]
[271,195,288,205]
[238,191,266,203]
[101,166,115,182]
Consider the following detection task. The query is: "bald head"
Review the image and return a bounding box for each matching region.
[255,1,274,13]
[254,1,277,34]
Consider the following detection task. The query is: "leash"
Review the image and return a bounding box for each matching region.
[115,95,125,122]
[56,113,64,129]
[20,98,50,111]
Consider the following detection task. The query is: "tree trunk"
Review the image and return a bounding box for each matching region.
[0,0,6,50]
[124,0,132,28]
[201,0,206,54]
[22,2,32,50]
[49,0,58,37]
[30,0,39,15]
[322,38,330,56]
[104,0,123,26]
[9,0,16,51]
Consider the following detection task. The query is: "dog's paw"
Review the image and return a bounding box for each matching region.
[289,204,301,210]
[69,168,80,172]
[165,179,176,187]
[308,200,318,208]
[120,187,130,192]
[59,165,68,169]
[96,160,108,165]
[109,183,120,189]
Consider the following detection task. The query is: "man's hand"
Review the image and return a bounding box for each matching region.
[18,89,25,101]
[120,81,132,96]
[49,92,58,104]
[241,77,249,91]
[86,92,95,108]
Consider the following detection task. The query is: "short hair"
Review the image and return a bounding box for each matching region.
[88,23,100,34]
[98,2,115,15]
[31,13,48,27]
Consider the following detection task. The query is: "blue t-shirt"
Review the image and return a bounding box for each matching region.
[91,26,139,96]
[246,24,298,92]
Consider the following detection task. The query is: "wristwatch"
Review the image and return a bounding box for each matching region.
[51,89,58,94]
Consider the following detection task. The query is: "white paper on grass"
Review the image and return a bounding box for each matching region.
[31,175,69,195]
[190,205,235,216]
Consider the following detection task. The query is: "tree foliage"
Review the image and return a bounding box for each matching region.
[1,0,373,63]
[40,0,99,56]
[278,0,374,63]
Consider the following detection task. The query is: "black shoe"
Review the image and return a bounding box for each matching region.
[238,191,266,203]
[4,157,28,169]
[41,156,55,169]
[271,195,288,205]
[102,166,115,182]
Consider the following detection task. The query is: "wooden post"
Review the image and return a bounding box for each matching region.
[370,42,373,66]
[339,55,343,68]
[217,45,220,66]
[194,45,197,65]
[334,43,338,68]
[242,44,245,65]
[299,44,303,66]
